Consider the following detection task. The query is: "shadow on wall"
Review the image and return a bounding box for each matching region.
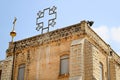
[93,76,97,80]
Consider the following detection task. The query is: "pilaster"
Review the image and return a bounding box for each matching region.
[69,39,85,80]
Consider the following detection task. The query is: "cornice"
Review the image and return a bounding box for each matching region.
[6,21,86,54]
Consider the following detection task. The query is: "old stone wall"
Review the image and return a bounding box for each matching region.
[13,37,73,80]
[69,39,84,80]
[8,21,86,80]
[85,21,120,80]
[0,56,13,80]
[92,45,107,80]
[4,20,120,80]
[115,63,120,80]
[0,60,4,70]
[84,40,93,80]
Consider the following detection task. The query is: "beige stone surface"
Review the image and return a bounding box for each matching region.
[0,56,13,80]
[0,20,120,80]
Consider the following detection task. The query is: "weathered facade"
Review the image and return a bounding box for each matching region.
[0,57,13,80]
[0,21,120,80]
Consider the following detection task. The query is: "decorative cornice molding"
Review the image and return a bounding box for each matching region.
[6,21,87,54]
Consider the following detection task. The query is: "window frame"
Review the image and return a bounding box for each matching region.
[17,64,25,80]
[59,55,69,76]
[99,62,103,80]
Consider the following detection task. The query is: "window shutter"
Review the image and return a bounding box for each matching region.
[18,64,25,80]
[60,55,69,75]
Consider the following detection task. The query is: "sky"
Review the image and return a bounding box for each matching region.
[0,0,120,60]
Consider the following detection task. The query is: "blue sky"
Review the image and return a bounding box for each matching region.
[0,0,120,60]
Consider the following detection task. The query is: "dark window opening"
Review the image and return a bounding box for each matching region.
[0,70,2,80]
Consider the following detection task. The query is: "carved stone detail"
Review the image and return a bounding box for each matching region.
[7,21,85,54]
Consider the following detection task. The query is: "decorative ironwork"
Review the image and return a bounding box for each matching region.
[36,6,57,34]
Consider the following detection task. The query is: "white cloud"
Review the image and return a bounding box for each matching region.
[111,27,120,43]
[92,26,120,55]
[92,26,120,43]
[92,26,109,42]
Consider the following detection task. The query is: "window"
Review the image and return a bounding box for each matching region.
[60,55,69,75]
[0,70,2,80]
[17,64,25,80]
[99,63,103,80]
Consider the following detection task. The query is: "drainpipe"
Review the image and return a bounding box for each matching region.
[107,45,112,80]
[11,42,16,80]
[10,17,17,80]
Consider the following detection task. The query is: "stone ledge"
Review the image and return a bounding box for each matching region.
[6,21,86,55]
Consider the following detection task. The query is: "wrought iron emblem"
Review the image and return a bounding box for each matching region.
[36,6,57,34]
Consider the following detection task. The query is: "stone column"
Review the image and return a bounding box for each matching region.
[84,40,93,80]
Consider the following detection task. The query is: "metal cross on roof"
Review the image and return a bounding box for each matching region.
[36,6,57,34]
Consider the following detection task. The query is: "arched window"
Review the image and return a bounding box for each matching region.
[0,70,2,80]
[17,64,25,80]
[99,63,103,80]
[60,55,69,75]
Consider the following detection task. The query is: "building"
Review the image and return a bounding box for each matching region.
[0,20,120,80]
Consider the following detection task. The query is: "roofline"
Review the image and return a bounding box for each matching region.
[14,23,81,43]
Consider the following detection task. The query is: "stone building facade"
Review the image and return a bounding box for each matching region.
[0,21,120,80]
[0,57,13,80]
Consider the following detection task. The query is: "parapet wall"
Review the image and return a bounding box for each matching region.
[6,21,86,56]
[0,56,13,80]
